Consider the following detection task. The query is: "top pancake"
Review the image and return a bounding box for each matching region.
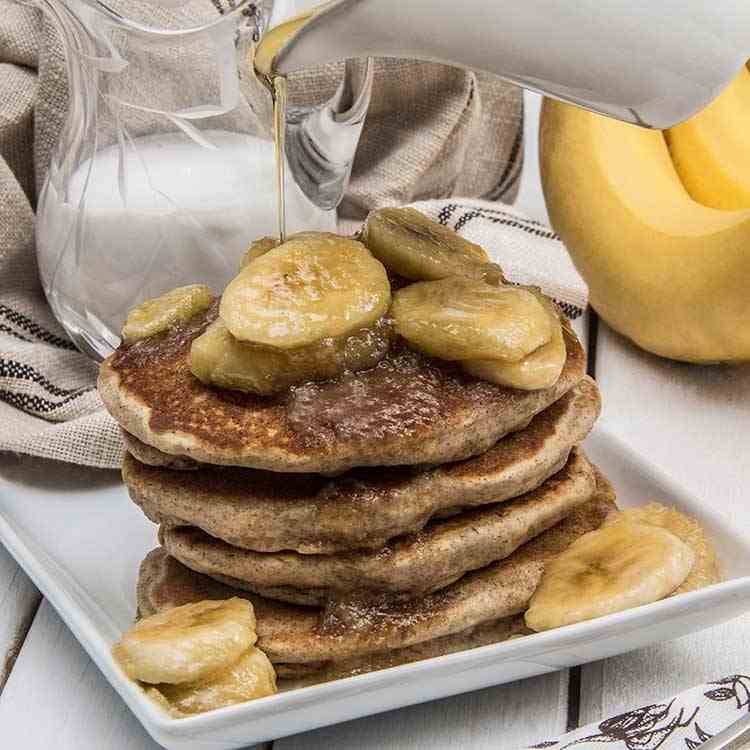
[99,301,587,474]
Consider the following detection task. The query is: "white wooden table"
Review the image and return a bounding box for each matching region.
[1,93,749,749]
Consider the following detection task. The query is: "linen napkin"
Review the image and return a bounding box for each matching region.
[527,675,750,750]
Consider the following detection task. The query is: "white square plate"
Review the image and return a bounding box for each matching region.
[1,423,749,750]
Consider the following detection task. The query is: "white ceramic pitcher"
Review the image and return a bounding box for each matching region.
[270,0,750,129]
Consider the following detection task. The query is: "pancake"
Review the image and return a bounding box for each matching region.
[137,469,617,668]
[123,432,199,471]
[280,615,529,686]
[99,301,587,474]
[124,377,600,554]
[161,449,596,604]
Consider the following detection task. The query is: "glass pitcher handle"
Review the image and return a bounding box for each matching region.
[285,57,373,211]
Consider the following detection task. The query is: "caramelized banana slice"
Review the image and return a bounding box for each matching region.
[239,237,279,269]
[362,207,504,282]
[122,285,212,343]
[606,504,720,594]
[239,233,325,270]
[525,522,695,632]
[391,277,552,362]
[112,598,256,685]
[190,318,392,395]
[152,647,277,716]
[462,298,565,389]
[221,233,390,348]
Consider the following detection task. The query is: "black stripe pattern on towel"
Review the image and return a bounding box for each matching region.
[0,358,92,418]
[0,304,77,351]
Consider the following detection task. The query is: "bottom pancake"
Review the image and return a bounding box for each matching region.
[161,448,596,605]
[138,468,617,672]
[280,614,530,686]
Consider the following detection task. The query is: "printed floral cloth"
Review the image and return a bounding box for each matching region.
[528,676,750,750]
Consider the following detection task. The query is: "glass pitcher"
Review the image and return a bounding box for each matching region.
[32,0,373,359]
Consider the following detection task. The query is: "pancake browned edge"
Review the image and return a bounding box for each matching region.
[137,468,617,681]
[161,449,596,605]
[99,301,587,475]
[124,377,600,554]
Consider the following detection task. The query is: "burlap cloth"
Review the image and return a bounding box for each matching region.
[0,0,582,469]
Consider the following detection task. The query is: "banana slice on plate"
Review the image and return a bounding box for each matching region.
[221,233,391,349]
[190,318,392,395]
[462,297,565,390]
[362,207,504,283]
[391,277,552,362]
[112,598,256,685]
[525,521,695,632]
[607,503,720,594]
[122,285,212,343]
[150,646,277,717]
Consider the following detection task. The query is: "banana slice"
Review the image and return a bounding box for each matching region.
[525,521,695,632]
[239,237,279,270]
[391,277,552,362]
[462,298,565,389]
[221,233,390,348]
[190,318,392,395]
[150,647,277,717]
[362,207,504,283]
[607,504,720,594]
[112,598,256,685]
[239,233,343,271]
[122,285,212,343]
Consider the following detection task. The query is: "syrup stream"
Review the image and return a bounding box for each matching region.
[271,75,288,243]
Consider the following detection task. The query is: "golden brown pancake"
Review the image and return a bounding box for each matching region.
[280,615,530,686]
[124,377,600,554]
[137,469,617,670]
[160,449,596,604]
[99,301,587,474]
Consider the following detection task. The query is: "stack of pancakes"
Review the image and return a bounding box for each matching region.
[99,301,615,684]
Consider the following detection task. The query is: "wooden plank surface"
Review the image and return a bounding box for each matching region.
[0,600,164,750]
[0,545,40,691]
[277,671,569,750]
[580,323,750,723]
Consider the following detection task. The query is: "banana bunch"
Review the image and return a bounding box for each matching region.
[112,598,276,717]
[541,66,750,363]
[525,503,719,632]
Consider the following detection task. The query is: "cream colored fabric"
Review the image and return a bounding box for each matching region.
[0,0,536,469]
